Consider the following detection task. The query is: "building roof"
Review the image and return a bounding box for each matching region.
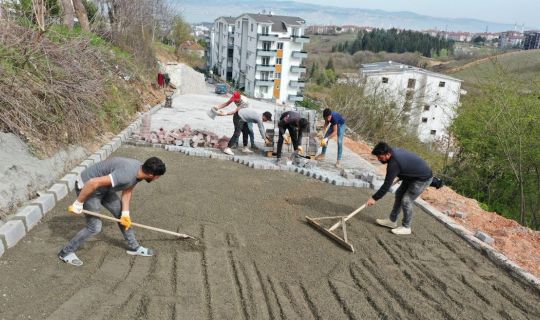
[361,61,462,82]
[243,13,305,32]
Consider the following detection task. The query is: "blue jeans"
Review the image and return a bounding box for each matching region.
[389,178,432,228]
[322,124,346,160]
[60,186,140,256]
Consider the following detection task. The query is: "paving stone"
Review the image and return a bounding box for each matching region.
[456,211,468,219]
[88,153,101,164]
[30,193,56,215]
[59,173,78,191]
[96,148,109,160]
[0,239,4,258]
[0,220,26,248]
[47,183,69,202]
[79,159,94,168]
[101,144,113,157]
[475,231,494,245]
[10,205,42,231]
[109,138,122,151]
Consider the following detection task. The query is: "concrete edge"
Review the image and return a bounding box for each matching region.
[0,104,162,258]
[415,198,540,294]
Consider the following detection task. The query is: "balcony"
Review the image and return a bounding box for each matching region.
[257,49,277,57]
[258,34,279,42]
[291,51,308,59]
[256,79,274,86]
[256,64,276,72]
[288,94,304,102]
[290,65,307,73]
[292,35,310,43]
[289,80,306,88]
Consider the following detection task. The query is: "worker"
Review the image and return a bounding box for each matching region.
[366,142,433,235]
[218,108,272,155]
[276,111,309,162]
[213,91,251,154]
[58,157,166,266]
[316,108,346,168]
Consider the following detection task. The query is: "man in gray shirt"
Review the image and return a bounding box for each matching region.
[219,109,272,155]
[58,157,166,266]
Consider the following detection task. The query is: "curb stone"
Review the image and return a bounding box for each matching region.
[30,193,55,215]
[47,183,69,202]
[0,220,26,248]
[0,240,4,258]
[10,205,42,232]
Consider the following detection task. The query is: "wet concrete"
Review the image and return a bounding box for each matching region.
[0,146,539,320]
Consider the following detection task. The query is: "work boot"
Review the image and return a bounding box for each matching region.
[241,146,253,153]
[376,218,398,229]
[223,147,234,156]
[391,226,412,235]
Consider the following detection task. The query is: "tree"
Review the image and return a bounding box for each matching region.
[72,0,89,31]
[171,16,192,48]
[59,0,74,29]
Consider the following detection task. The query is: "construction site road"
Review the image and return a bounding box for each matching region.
[1,146,539,320]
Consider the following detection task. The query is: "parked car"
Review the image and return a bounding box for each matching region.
[215,83,228,94]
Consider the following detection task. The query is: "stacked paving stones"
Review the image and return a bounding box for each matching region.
[272,106,319,157]
[133,123,230,150]
[0,104,160,258]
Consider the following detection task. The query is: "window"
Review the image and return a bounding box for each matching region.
[422,118,428,123]
[275,73,281,79]
[430,130,437,135]
[251,23,253,32]
[276,58,282,65]
[424,105,430,111]
[407,78,416,89]
[382,77,389,83]
[277,42,283,50]
[291,27,299,36]
[260,86,268,93]
[262,26,270,35]
[439,81,446,87]
[262,41,271,51]
[261,71,269,80]
[262,57,269,66]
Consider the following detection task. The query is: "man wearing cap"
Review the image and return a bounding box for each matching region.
[214,91,250,155]
[276,111,309,163]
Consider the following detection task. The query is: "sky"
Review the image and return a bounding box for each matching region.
[289,0,539,28]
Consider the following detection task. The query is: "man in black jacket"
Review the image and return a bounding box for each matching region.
[366,142,433,235]
[276,111,308,162]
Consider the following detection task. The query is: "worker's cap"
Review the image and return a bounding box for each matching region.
[230,91,242,102]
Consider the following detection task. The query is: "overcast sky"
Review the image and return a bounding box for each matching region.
[288,0,539,28]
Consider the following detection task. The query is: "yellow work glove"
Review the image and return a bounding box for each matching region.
[68,200,84,215]
[320,138,328,147]
[284,134,291,145]
[120,211,132,230]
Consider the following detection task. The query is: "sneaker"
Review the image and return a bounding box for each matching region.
[376,218,398,229]
[335,161,343,168]
[315,154,325,160]
[223,147,234,156]
[58,252,84,266]
[391,226,412,235]
[241,147,253,153]
[126,246,154,257]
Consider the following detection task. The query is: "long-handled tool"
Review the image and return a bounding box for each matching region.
[82,209,196,240]
[306,204,367,252]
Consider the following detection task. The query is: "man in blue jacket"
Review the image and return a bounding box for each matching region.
[316,108,346,168]
[366,142,433,235]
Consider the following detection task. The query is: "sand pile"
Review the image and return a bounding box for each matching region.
[162,63,207,95]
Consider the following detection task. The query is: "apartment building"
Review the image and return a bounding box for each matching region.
[210,17,236,81]
[523,31,540,50]
[210,13,309,104]
[499,31,524,48]
[360,61,463,143]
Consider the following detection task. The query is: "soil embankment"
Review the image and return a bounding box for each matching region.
[0,146,538,319]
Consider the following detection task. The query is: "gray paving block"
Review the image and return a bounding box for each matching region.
[0,239,4,258]
[0,220,26,248]
[59,173,77,191]
[30,193,56,215]
[47,183,69,202]
[475,231,494,244]
[88,153,101,163]
[96,149,108,160]
[79,159,94,168]
[110,138,122,151]
[456,211,468,219]
[101,144,113,157]
[70,166,86,177]
[10,205,42,231]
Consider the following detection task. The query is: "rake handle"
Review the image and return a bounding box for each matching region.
[81,209,195,239]
[329,204,367,231]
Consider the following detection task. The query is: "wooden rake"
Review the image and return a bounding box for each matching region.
[82,209,196,240]
[306,204,367,252]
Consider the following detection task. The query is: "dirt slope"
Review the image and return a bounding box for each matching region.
[0,146,538,320]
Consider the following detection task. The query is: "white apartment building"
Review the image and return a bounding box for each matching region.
[210,17,236,81]
[360,61,463,143]
[211,13,309,104]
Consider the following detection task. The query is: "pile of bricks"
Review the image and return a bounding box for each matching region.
[133,124,230,149]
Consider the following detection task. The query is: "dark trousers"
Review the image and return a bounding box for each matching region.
[389,178,432,228]
[228,112,249,148]
[276,124,302,158]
